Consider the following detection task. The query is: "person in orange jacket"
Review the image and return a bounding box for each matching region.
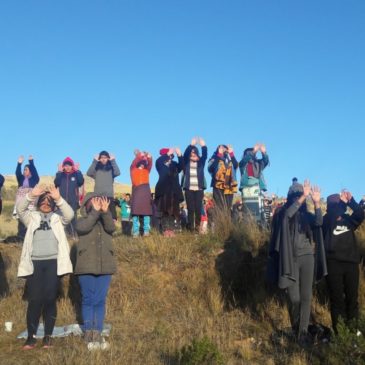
[130,150,153,237]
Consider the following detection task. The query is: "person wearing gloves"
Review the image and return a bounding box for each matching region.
[17,185,74,350]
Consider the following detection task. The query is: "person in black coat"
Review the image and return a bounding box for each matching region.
[54,157,84,239]
[154,147,184,236]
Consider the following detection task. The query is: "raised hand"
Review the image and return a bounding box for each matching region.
[18,155,24,164]
[91,197,101,211]
[31,184,46,198]
[253,144,260,153]
[260,144,267,154]
[168,148,174,156]
[175,147,182,156]
[58,163,63,172]
[303,179,311,198]
[109,154,115,160]
[94,154,100,161]
[345,191,353,202]
[227,145,233,154]
[311,185,321,206]
[74,162,80,171]
[340,190,349,203]
[28,155,33,161]
[48,186,61,202]
[199,137,206,147]
[100,196,110,213]
[191,137,197,146]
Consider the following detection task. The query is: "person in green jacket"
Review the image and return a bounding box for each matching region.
[75,192,116,351]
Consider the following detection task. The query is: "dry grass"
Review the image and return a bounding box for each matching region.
[0,197,365,364]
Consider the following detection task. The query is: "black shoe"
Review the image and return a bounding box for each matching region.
[23,336,37,350]
[42,335,53,348]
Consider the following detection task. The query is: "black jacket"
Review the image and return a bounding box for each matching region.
[323,198,364,263]
[155,154,184,202]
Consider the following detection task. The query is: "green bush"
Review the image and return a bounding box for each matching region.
[328,317,365,365]
[178,336,224,365]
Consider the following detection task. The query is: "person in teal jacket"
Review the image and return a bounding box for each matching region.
[118,193,132,236]
[239,143,269,192]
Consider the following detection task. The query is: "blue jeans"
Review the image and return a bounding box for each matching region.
[78,274,112,332]
[132,215,150,236]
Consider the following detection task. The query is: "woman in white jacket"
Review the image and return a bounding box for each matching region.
[17,185,74,350]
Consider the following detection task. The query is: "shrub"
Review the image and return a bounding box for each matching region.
[178,336,224,365]
[328,317,365,365]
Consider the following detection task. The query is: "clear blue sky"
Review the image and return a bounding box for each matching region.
[1,1,364,199]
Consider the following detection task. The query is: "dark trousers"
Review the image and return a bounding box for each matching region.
[287,254,314,335]
[66,210,78,239]
[26,259,60,337]
[326,260,359,332]
[109,199,117,220]
[17,220,27,240]
[185,190,204,232]
[213,188,233,211]
[121,220,132,236]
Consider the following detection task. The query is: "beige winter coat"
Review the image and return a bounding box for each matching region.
[17,193,74,277]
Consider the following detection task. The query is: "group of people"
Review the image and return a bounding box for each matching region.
[268,179,365,346]
[1,138,364,351]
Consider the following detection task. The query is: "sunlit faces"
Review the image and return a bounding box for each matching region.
[63,164,73,173]
[38,195,54,213]
[23,166,31,177]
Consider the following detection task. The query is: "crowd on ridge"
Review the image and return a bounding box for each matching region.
[0,137,364,351]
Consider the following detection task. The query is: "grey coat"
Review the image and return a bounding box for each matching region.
[87,159,120,197]
[74,209,117,275]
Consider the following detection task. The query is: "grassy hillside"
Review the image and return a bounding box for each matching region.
[0,190,365,364]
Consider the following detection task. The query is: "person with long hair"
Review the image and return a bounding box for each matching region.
[268,179,327,346]
[207,144,238,210]
[181,137,207,233]
[17,185,74,350]
[14,155,40,240]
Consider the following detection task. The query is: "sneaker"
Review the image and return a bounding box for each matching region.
[42,335,53,349]
[87,341,101,351]
[100,338,110,351]
[143,232,150,237]
[23,336,37,350]
[83,330,93,343]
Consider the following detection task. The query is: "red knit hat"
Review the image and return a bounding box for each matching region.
[159,148,169,155]
[62,157,75,166]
